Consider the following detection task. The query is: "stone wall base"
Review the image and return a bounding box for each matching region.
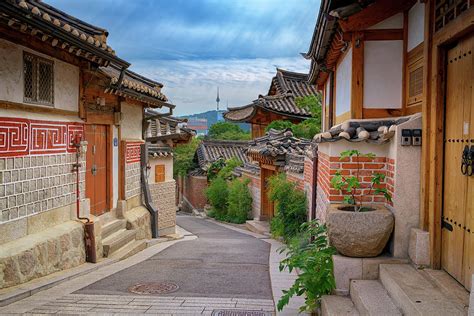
[408,228,430,266]
[0,220,85,289]
[124,206,152,240]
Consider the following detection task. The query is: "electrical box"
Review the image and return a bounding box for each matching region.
[401,129,412,146]
[412,129,422,146]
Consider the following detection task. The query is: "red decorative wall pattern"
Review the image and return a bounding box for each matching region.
[125,141,142,164]
[0,117,83,157]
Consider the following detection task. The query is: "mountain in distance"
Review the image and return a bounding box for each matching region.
[178,109,250,132]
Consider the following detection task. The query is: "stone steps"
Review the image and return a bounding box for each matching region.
[101,219,127,240]
[110,239,147,261]
[350,280,401,316]
[379,264,466,315]
[102,229,137,257]
[320,295,359,316]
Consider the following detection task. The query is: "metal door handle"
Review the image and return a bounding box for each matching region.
[91,165,97,175]
[462,145,469,175]
[468,146,474,176]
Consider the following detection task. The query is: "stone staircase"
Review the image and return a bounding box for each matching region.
[321,263,469,315]
[101,219,147,260]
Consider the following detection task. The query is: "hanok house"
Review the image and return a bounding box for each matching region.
[182,140,249,212]
[144,113,195,235]
[303,0,474,311]
[224,68,318,138]
[0,0,173,289]
[239,129,311,223]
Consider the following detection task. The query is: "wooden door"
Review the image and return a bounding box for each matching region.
[260,168,275,220]
[441,34,473,289]
[85,125,109,216]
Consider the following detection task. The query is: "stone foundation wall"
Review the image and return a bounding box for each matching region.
[124,206,152,240]
[150,180,176,236]
[0,220,85,289]
[303,156,314,219]
[124,141,142,200]
[315,185,330,223]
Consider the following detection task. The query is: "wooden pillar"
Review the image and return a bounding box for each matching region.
[351,32,364,119]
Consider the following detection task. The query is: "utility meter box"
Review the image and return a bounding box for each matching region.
[401,129,412,146]
[412,129,422,146]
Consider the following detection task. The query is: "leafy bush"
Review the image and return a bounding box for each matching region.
[277,220,336,313]
[205,176,228,219]
[173,138,200,177]
[226,178,252,224]
[208,121,251,140]
[268,173,307,242]
[207,157,242,181]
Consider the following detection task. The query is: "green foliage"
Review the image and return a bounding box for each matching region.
[173,138,200,177]
[227,178,252,224]
[264,94,322,139]
[268,173,307,242]
[205,176,228,218]
[330,150,392,212]
[207,157,242,181]
[208,121,251,140]
[277,220,336,312]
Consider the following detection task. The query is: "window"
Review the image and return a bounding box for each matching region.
[406,44,424,108]
[155,164,165,183]
[23,52,54,106]
[435,0,471,32]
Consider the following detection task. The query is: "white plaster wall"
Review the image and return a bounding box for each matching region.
[0,38,79,112]
[363,41,403,109]
[121,102,143,140]
[112,126,119,209]
[148,156,173,184]
[408,1,425,51]
[368,13,403,29]
[335,47,352,116]
[318,141,390,161]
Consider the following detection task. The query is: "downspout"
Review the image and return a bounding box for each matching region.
[311,146,319,221]
[140,142,159,238]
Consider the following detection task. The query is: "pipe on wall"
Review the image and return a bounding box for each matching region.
[140,142,159,238]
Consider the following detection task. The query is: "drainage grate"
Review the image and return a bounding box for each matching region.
[128,281,179,295]
[211,310,273,316]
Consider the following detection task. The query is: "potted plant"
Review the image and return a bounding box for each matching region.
[327,150,394,257]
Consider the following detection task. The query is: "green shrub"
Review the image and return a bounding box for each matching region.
[173,138,200,177]
[205,176,228,219]
[227,178,252,224]
[277,220,336,313]
[268,173,307,242]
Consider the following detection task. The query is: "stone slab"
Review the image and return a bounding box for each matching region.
[350,280,401,315]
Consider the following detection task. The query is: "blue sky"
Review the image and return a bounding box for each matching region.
[48,0,320,115]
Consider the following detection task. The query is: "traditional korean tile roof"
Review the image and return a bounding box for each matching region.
[148,145,173,157]
[195,140,250,170]
[269,69,318,97]
[313,116,416,144]
[246,129,311,173]
[0,0,128,67]
[145,114,195,143]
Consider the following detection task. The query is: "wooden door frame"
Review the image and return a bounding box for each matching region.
[424,4,474,269]
[260,164,277,221]
[84,122,113,214]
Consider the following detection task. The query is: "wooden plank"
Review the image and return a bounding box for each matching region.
[402,11,409,115]
[107,125,114,210]
[86,112,115,125]
[0,100,78,116]
[362,108,403,118]
[351,32,364,119]
[363,29,404,41]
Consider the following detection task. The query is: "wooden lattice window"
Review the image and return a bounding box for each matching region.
[435,0,473,32]
[406,44,424,107]
[23,52,54,106]
[155,164,165,183]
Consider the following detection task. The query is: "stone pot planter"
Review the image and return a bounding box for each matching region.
[327,204,394,257]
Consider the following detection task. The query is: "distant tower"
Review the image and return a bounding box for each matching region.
[216,87,220,111]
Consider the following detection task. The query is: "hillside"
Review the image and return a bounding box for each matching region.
[179,110,250,132]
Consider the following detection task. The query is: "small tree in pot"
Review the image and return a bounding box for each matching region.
[327,150,394,257]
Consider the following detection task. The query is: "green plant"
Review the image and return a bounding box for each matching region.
[227,178,252,223]
[205,176,228,218]
[173,138,200,177]
[330,150,392,212]
[268,173,307,242]
[277,220,336,312]
[210,157,242,181]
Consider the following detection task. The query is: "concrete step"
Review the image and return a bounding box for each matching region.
[350,280,401,316]
[110,239,147,261]
[101,219,127,239]
[102,229,137,257]
[321,295,359,316]
[245,220,270,236]
[379,264,466,315]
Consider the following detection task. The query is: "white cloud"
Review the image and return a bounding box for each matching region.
[131,57,311,116]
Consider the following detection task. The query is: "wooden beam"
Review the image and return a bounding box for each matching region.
[362,108,403,119]
[339,0,416,32]
[351,32,364,119]
[107,125,114,210]
[85,112,115,125]
[402,11,409,115]
[0,100,78,116]
[363,29,404,41]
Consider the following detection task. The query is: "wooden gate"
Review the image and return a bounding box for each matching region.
[260,168,275,220]
[85,124,109,216]
[441,34,473,289]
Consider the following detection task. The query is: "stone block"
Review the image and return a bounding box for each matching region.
[408,228,430,266]
[27,204,72,235]
[116,200,127,218]
[332,254,362,295]
[0,218,27,245]
[362,256,409,280]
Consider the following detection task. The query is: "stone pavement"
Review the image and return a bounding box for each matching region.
[0,215,307,315]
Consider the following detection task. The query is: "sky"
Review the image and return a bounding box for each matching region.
[48,0,320,115]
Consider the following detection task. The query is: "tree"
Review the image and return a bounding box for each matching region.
[208,122,251,140]
[173,138,200,177]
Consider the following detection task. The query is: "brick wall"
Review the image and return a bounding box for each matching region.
[183,174,208,211]
[242,172,260,220]
[150,180,176,233]
[124,141,142,200]
[287,171,305,191]
[303,157,314,219]
[0,118,85,223]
